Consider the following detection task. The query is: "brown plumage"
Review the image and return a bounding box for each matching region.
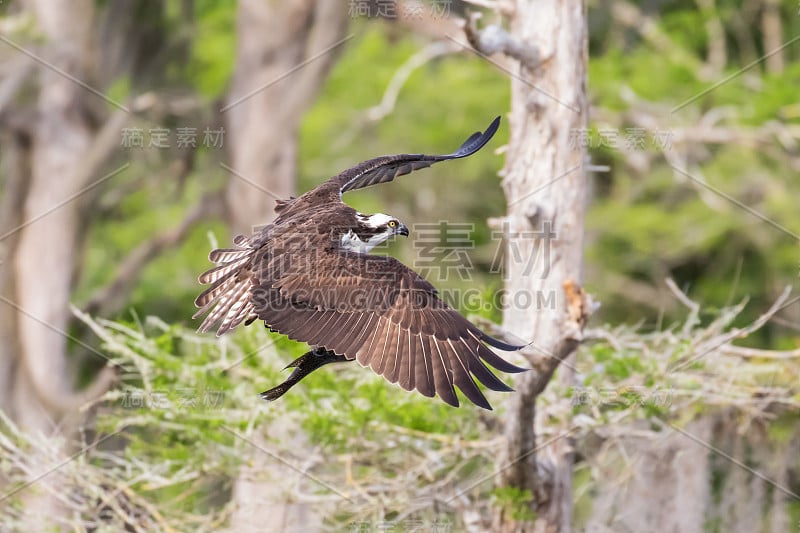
[194,117,527,409]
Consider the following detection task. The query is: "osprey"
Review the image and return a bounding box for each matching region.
[194,116,526,409]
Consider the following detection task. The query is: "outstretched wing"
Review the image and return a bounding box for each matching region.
[253,247,526,410]
[324,116,501,195]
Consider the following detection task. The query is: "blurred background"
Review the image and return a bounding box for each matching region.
[0,0,798,531]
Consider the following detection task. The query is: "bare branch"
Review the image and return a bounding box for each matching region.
[84,192,225,317]
[393,0,465,39]
[367,41,459,122]
[665,278,700,313]
[465,16,541,68]
[462,0,515,14]
[722,345,800,359]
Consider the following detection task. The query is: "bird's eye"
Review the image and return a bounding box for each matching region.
[388,220,397,228]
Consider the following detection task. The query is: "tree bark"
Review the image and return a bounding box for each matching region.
[0,1,145,526]
[0,0,98,527]
[12,0,96,429]
[222,0,349,235]
[482,0,590,531]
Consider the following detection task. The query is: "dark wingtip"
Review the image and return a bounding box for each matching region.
[451,116,501,158]
[487,380,515,393]
[260,387,287,402]
[439,393,460,408]
[479,330,525,352]
[476,400,494,411]
[259,391,277,402]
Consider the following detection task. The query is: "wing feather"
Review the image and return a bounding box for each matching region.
[337,313,367,353]
[384,323,404,384]
[197,260,247,285]
[377,320,400,377]
[461,338,514,393]
[197,276,254,335]
[467,330,527,374]
[342,314,375,356]
[446,339,491,410]
[428,336,458,407]
[356,318,384,367]
[251,246,525,408]
[397,329,414,391]
[308,310,343,346]
[277,307,323,338]
[320,117,501,195]
[193,235,255,335]
[413,334,434,397]
[372,319,395,375]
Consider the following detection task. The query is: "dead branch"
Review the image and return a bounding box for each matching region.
[611,0,703,74]
[465,16,541,69]
[713,286,790,339]
[84,192,225,318]
[722,345,800,359]
[523,280,591,394]
[665,277,700,313]
[367,41,460,122]
[393,0,465,40]
[461,0,515,15]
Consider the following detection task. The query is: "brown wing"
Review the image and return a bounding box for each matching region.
[318,116,500,196]
[255,117,502,226]
[192,212,327,335]
[254,248,526,410]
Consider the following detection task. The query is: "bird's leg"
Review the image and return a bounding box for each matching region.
[260,347,349,401]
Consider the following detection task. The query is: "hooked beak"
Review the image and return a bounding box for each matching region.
[397,223,409,237]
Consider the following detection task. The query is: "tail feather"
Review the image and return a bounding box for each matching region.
[209,248,251,263]
[198,256,251,285]
[194,235,256,335]
[214,280,253,335]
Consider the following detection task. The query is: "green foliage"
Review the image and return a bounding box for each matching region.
[186,2,236,97]
[491,486,537,522]
[106,76,132,106]
[583,0,800,336]
[68,309,512,529]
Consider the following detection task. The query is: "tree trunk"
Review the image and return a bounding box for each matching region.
[0,1,136,526]
[0,0,97,527]
[222,0,349,235]
[483,0,590,531]
[223,2,348,531]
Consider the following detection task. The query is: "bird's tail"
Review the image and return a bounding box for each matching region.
[193,234,257,336]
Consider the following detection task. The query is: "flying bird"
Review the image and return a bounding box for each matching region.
[194,116,526,409]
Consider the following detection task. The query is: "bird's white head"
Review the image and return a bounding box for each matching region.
[340,212,409,253]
